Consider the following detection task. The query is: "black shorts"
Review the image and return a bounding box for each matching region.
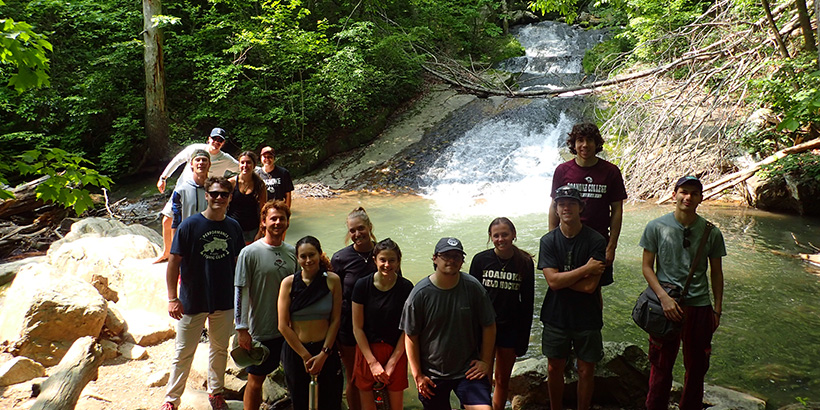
[246,337,285,376]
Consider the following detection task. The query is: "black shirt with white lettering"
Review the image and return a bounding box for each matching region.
[469,248,534,355]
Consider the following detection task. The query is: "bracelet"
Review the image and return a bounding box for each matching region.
[168,297,180,303]
[713,310,722,316]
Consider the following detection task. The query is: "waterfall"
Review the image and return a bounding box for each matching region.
[421,21,606,218]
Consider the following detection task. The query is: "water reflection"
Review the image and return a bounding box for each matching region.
[289,193,820,408]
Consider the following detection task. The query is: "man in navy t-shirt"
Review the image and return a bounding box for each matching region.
[160,176,245,410]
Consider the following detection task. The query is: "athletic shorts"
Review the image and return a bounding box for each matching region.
[352,342,408,391]
[495,322,520,349]
[419,377,491,410]
[541,322,604,363]
[246,337,285,376]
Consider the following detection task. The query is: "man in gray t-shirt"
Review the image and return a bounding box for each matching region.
[400,237,496,410]
[234,200,297,410]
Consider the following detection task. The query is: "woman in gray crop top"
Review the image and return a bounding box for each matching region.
[278,236,343,410]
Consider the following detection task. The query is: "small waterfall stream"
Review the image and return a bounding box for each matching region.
[421,21,607,219]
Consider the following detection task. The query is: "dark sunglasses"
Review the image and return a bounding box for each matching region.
[683,228,691,248]
[211,136,225,143]
[207,190,230,199]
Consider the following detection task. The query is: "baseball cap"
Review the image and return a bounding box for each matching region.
[554,185,583,204]
[210,127,228,139]
[191,149,210,161]
[674,176,703,192]
[435,237,465,255]
[260,146,275,157]
[230,341,270,368]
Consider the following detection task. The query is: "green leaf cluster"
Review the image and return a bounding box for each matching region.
[759,152,820,184]
[0,147,113,214]
[0,0,52,92]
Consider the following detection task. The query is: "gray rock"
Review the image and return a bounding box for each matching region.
[118,342,148,360]
[121,309,175,346]
[262,367,288,404]
[0,356,46,386]
[147,370,170,388]
[704,384,766,410]
[49,217,162,253]
[99,339,119,360]
[0,256,46,287]
[104,302,126,336]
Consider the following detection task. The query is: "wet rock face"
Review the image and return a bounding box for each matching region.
[749,174,820,216]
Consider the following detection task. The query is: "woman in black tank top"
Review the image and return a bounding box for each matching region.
[227,151,266,243]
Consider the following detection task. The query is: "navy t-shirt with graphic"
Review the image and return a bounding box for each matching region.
[171,213,245,315]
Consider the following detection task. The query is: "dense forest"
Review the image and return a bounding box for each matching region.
[2,0,820,207]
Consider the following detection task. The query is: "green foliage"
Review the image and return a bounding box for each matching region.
[529,0,581,23]
[582,31,634,75]
[0,0,52,92]
[1,147,113,214]
[747,56,820,154]
[759,152,820,184]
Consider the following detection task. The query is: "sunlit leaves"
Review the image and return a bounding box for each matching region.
[0,16,52,92]
[1,147,113,214]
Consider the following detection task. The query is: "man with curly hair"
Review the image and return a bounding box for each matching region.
[549,122,627,287]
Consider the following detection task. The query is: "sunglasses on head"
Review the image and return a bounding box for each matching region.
[207,190,230,199]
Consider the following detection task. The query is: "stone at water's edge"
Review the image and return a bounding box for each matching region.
[509,341,766,410]
[745,173,820,216]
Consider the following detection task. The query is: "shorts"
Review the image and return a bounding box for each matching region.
[495,322,520,349]
[541,322,604,363]
[352,342,408,391]
[246,337,285,376]
[241,228,258,244]
[419,377,491,410]
[600,264,614,287]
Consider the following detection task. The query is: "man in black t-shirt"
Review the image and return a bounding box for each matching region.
[256,146,294,209]
[160,177,245,410]
[538,186,606,410]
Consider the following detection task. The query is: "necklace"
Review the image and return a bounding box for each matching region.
[495,253,511,271]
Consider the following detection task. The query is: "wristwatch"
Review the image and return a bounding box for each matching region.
[321,346,331,354]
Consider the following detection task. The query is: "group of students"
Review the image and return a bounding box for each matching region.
[155,123,726,410]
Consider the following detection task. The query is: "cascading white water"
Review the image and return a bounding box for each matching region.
[422,21,606,219]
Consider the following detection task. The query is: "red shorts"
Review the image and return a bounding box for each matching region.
[352,342,408,391]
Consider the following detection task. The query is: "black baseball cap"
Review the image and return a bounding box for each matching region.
[210,127,228,139]
[434,237,465,255]
[674,176,703,192]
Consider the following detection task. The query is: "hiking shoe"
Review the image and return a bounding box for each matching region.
[208,394,228,410]
[159,403,175,410]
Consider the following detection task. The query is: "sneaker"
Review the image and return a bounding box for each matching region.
[159,403,175,410]
[208,394,228,410]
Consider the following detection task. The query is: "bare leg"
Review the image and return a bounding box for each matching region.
[153,216,172,264]
[340,344,361,410]
[358,389,376,410]
[547,358,566,410]
[492,347,517,410]
[387,390,403,410]
[244,373,265,410]
[576,359,596,410]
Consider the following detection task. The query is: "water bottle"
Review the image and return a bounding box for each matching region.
[309,375,319,410]
[373,382,390,410]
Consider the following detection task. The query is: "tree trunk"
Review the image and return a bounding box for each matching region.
[763,0,791,58]
[501,0,509,35]
[0,176,49,219]
[795,0,817,51]
[815,0,820,66]
[30,336,103,410]
[143,0,169,167]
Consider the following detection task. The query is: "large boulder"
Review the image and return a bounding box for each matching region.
[509,342,649,410]
[0,266,107,366]
[48,234,161,286]
[0,356,46,386]
[746,173,820,216]
[49,217,162,253]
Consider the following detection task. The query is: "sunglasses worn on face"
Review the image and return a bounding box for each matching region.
[683,228,691,248]
[211,136,225,143]
[207,191,230,199]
